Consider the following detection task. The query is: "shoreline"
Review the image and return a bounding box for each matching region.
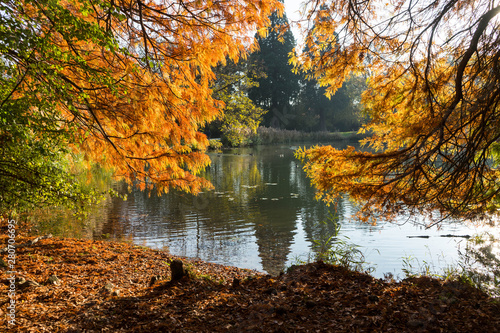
[1,235,499,332]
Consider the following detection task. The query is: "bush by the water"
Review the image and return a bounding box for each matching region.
[254,127,351,144]
[223,126,365,147]
[208,139,223,150]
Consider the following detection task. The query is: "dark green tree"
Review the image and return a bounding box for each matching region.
[248,6,300,129]
[293,76,364,132]
[293,20,364,132]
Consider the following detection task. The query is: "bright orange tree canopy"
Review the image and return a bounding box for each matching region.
[11,0,281,195]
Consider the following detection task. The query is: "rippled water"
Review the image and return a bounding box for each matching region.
[69,142,497,278]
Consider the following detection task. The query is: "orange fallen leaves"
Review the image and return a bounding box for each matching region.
[1,235,499,332]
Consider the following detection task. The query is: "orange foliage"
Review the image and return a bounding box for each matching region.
[17,0,281,194]
[3,235,499,332]
[293,0,500,223]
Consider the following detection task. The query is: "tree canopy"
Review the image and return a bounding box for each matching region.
[293,0,500,224]
[210,58,266,147]
[0,0,280,213]
[249,7,300,128]
[294,69,365,132]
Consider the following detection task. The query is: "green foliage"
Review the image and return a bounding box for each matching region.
[254,126,363,145]
[0,100,101,215]
[401,254,444,279]
[19,158,118,237]
[0,3,119,210]
[207,139,223,151]
[221,125,254,147]
[211,125,364,147]
[211,59,267,147]
[0,0,119,215]
[293,74,366,132]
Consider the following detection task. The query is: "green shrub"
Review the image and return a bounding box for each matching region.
[208,139,223,150]
[221,125,253,147]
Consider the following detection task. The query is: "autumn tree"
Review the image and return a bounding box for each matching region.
[293,0,500,224]
[0,0,280,214]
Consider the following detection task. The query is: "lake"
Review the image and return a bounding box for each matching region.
[44,142,499,279]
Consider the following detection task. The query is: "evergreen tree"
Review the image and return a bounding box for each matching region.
[248,6,300,129]
[294,27,364,132]
[295,76,364,132]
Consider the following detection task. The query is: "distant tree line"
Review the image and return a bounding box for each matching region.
[209,8,366,146]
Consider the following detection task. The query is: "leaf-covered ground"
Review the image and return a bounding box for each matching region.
[1,235,500,332]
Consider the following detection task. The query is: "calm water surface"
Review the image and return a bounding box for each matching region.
[65,142,498,278]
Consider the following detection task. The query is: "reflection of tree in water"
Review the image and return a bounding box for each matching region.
[100,152,268,263]
[254,200,298,275]
[31,199,112,240]
[202,147,303,274]
[250,147,303,275]
[301,196,348,255]
[31,177,120,239]
[100,182,176,241]
[91,144,352,274]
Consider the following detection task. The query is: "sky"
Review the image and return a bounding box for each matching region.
[284,0,303,21]
[284,0,306,45]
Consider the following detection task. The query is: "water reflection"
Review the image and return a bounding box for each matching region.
[93,145,345,275]
[42,143,499,278]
